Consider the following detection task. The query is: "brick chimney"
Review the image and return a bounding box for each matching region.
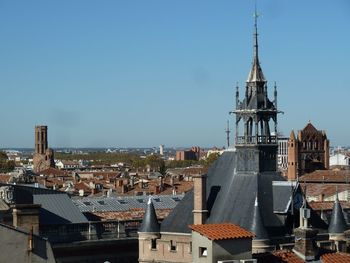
[12,204,41,235]
[192,174,208,225]
[293,203,318,261]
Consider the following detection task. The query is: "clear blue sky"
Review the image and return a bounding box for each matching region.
[0,0,349,148]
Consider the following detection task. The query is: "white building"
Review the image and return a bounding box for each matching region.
[159,145,164,156]
[277,137,289,172]
[330,152,350,167]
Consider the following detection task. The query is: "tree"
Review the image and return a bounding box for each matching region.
[0,151,15,173]
[202,152,220,167]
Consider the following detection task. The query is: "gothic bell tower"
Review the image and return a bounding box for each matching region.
[232,13,280,173]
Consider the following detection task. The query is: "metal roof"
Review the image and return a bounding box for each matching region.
[34,194,88,225]
[272,181,296,214]
[72,194,184,213]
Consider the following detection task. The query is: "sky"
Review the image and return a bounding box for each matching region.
[0,0,349,148]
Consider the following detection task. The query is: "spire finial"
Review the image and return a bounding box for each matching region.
[335,185,339,201]
[254,1,259,60]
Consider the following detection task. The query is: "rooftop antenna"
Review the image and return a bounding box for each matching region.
[225,120,231,148]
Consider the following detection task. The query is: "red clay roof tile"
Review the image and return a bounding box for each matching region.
[272,250,304,263]
[321,252,350,263]
[189,223,254,241]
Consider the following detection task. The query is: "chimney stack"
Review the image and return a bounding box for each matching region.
[192,174,208,225]
[293,198,318,261]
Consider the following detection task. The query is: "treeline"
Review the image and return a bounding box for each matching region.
[55,152,140,165]
[0,151,15,173]
[54,151,220,172]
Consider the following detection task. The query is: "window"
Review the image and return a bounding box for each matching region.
[170,240,176,251]
[199,247,207,257]
[151,238,157,250]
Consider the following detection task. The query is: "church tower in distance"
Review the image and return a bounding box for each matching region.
[33,125,55,173]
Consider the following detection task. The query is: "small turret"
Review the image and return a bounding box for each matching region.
[139,197,160,233]
[251,194,271,253]
[328,192,347,236]
[138,197,161,262]
[251,195,268,239]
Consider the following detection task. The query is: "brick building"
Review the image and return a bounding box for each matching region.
[287,122,330,181]
[33,125,55,173]
[175,146,201,161]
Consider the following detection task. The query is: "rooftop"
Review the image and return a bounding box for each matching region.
[321,252,350,263]
[189,223,254,241]
[299,170,350,183]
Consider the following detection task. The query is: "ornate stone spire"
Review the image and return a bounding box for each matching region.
[247,10,266,83]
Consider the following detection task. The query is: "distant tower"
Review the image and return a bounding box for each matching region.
[35,126,48,154]
[33,125,55,173]
[232,11,280,172]
[287,122,329,178]
[225,120,231,148]
[287,130,298,180]
[159,145,164,156]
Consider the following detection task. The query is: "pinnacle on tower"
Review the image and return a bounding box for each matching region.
[247,10,266,83]
[250,194,268,239]
[328,192,347,234]
[139,197,160,233]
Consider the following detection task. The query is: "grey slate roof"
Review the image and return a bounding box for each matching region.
[250,196,268,239]
[161,151,288,235]
[328,196,347,234]
[72,194,184,213]
[272,181,296,213]
[34,194,88,225]
[139,198,160,233]
[0,183,86,225]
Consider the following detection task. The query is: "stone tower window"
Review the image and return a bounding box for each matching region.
[170,240,176,251]
[151,238,157,250]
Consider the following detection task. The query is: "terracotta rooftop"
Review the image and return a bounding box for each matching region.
[308,200,350,211]
[91,208,172,221]
[189,223,254,241]
[299,170,350,183]
[321,252,350,263]
[0,174,11,184]
[273,250,304,263]
[38,167,69,177]
[301,183,350,199]
[257,250,304,263]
